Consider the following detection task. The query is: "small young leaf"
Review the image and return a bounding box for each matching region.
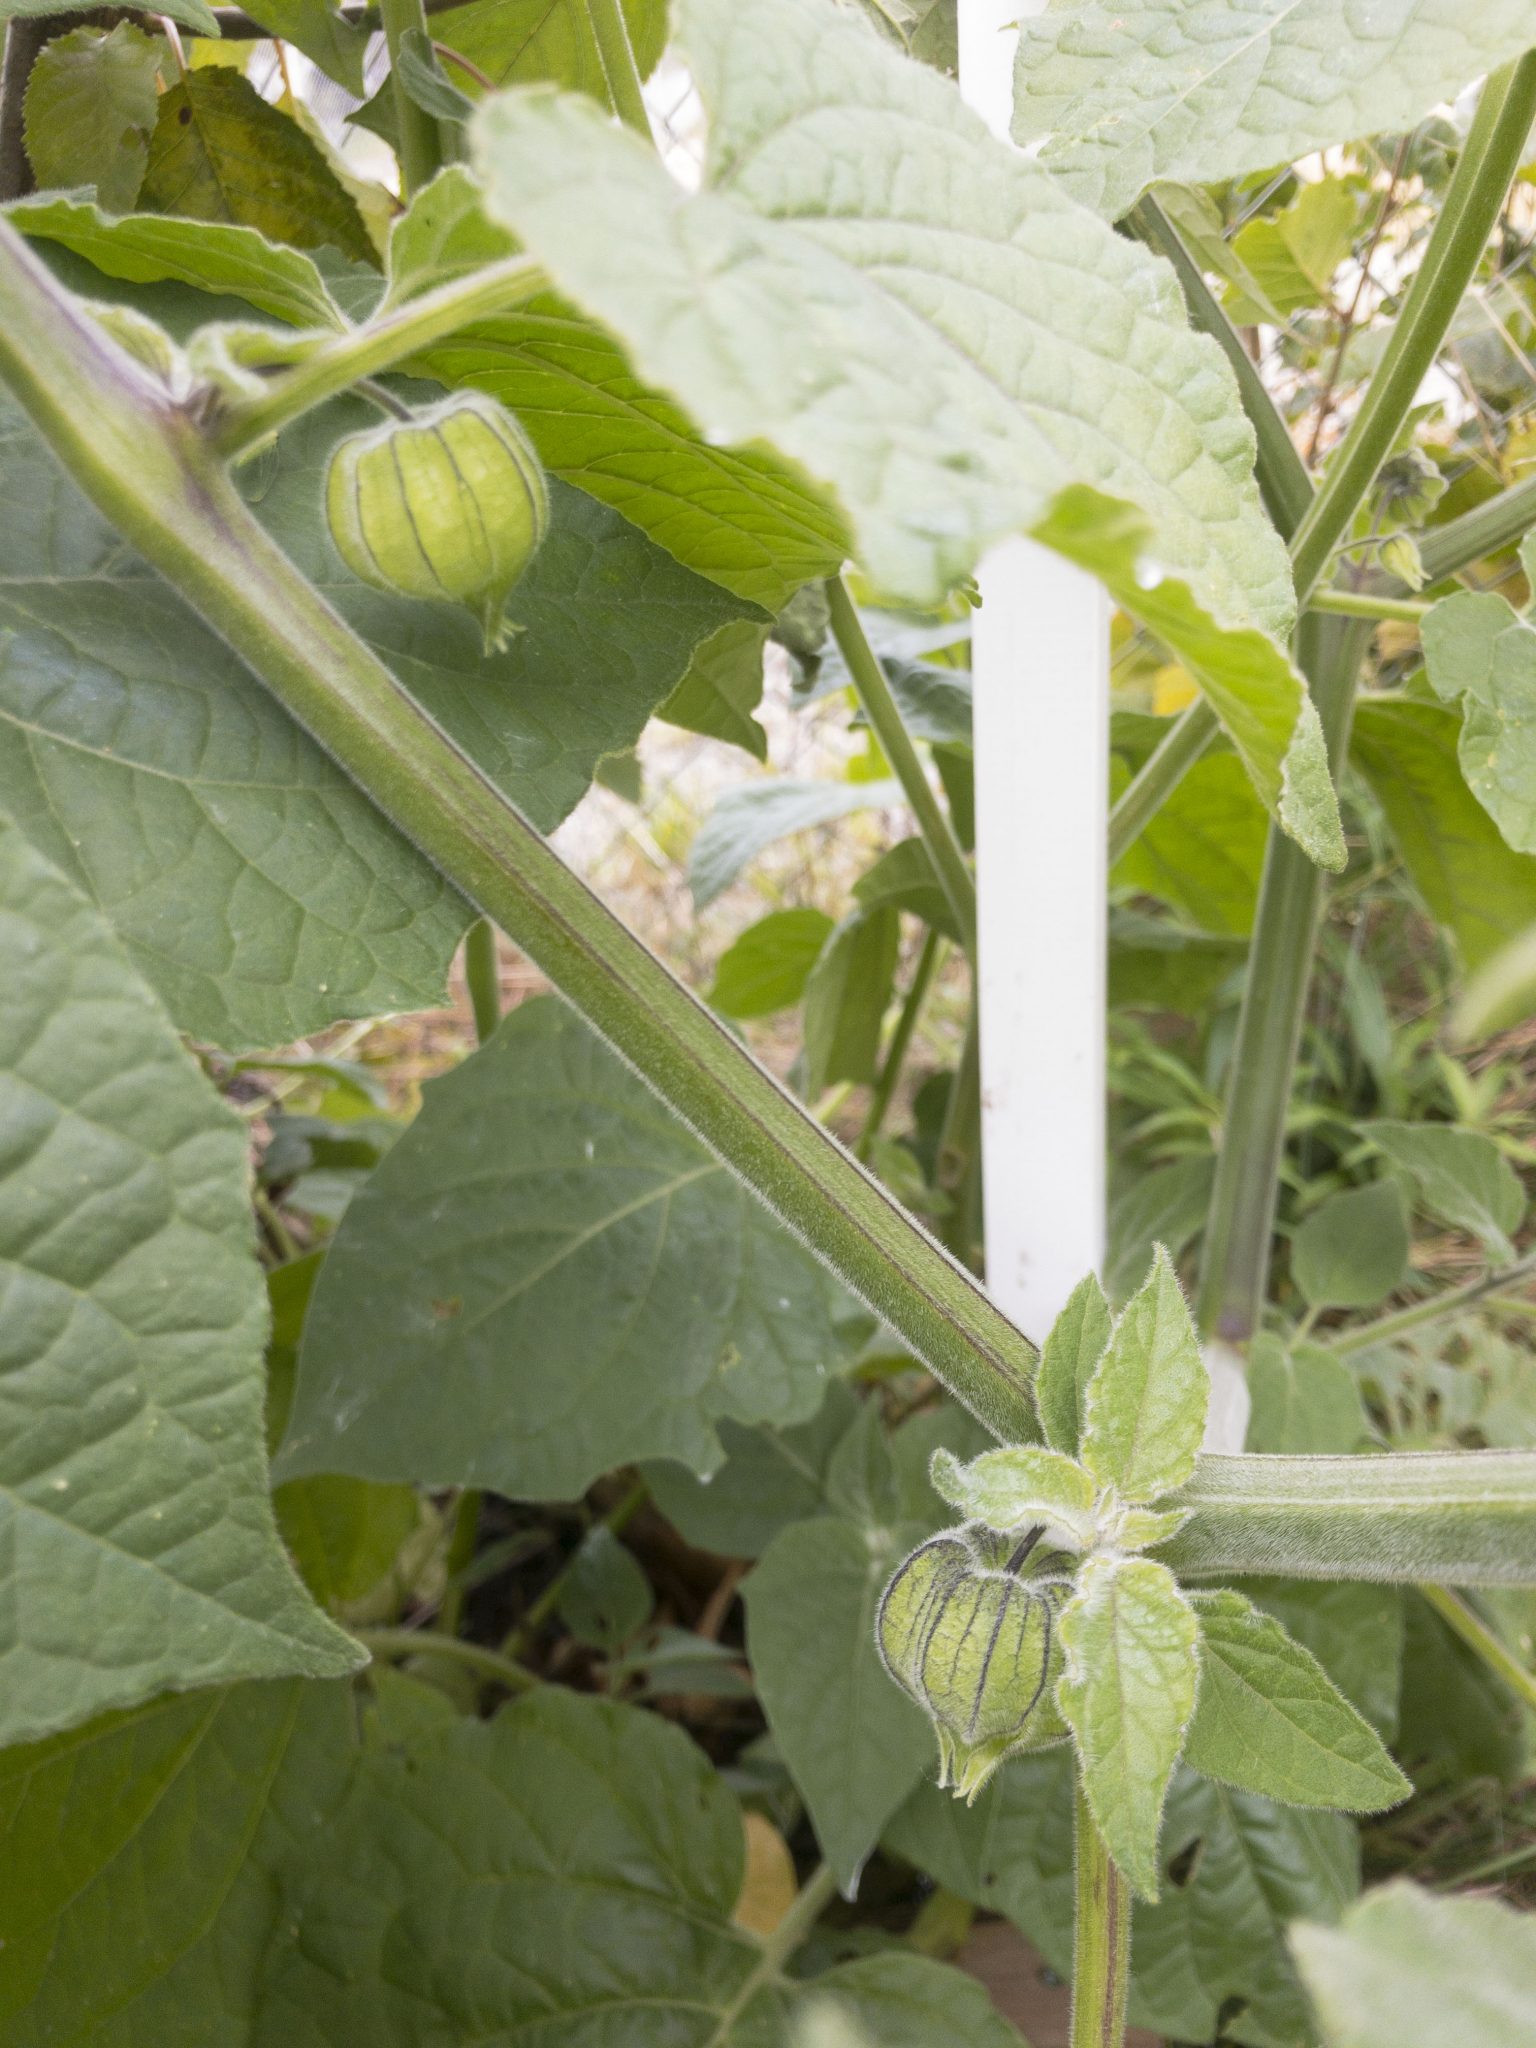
[1035,1270,1113,1455]
[557,1527,655,1651]
[1292,1180,1410,1311]
[1185,1591,1410,1814]
[1362,1120,1526,1265]
[709,907,835,1019]
[929,1446,1098,1549]
[1081,1246,1208,1503]
[1291,1881,1536,2048]
[1057,1555,1199,1901]
[23,23,162,213]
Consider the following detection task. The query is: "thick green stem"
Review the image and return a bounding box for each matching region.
[358,1625,539,1692]
[1289,56,1536,605]
[380,0,443,197]
[212,254,549,458]
[0,222,1039,1445]
[1162,1449,1536,1586]
[1071,1781,1130,2048]
[1419,1584,1536,1717]
[586,0,651,136]
[1107,701,1218,869]
[1196,614,1369,1341]
[1308,587,1430,625]
[856,927,943,1162]
[826,576,977,959]
[464,917,502,1043]
[1323,1248,1536,1356]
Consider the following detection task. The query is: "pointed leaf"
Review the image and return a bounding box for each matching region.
[689,777,904,908]
[660,616,770,759]
[1185,1591,1410,1813]
[1057,1554,1200,1900]
[470,0,1344,862]
[803,905,900,1093]
[1292,1881,1536,2048]
[140,71,375,269]
[1035,1270,1112,1455]
[279,999,847,1498]
[853,835,965,942]
[1081,1245,1208,1503]
[1013,0,1536,221]
[8,191,350,328]
[427,0,665,93]
[0,823,360,1746]
[929,1445,1098,1548]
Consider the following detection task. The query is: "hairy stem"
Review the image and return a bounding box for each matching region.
[586,0,651,136]
[213,254,549,457]
[464,917,502,1043]
[0,222,1039,1444]
[1323,1248,1536,1356]
[826,575,977,959]
[1071,1780,1130,2048]
[1289,56,1536,604]
[856,926,943,1162]
[1418,1584,1536,1717]
[1162,1449,1536,1586]
[379,0,443,197]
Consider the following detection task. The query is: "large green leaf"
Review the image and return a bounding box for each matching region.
[261,1684,1021,2042]
[0,386,743,1048]
[1113,747,1268,935]
[140,72,375,269]
[1244,1337,1367,1455]
[8,192,349,327]
[0,1679,355,2044]
[744,1510,934,1890]
[886,1749,1359,2048]
[279,998,847,1498]
[0,825,359,1747]
[1350,697,1536,972]
[1012,0,1536,221]
[22,25,162,215]
[1058,1554,1200,1899]
[1292,1881,1536,2048]
[1292,1181,1411,1311]
[1184,1590,1410,1812]
[660,616,771,759]
[427,0,664,92]
[471,0,1346,864]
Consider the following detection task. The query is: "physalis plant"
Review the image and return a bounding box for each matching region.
[877,1248,1410,1900]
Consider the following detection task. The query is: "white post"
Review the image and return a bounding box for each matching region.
[958,0,1110,1343]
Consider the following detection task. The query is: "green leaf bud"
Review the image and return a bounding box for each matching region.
[877,1524,1071,1802]
[325,391,549,651]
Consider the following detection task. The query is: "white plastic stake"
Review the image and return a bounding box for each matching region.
[958,0,1110,1344]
